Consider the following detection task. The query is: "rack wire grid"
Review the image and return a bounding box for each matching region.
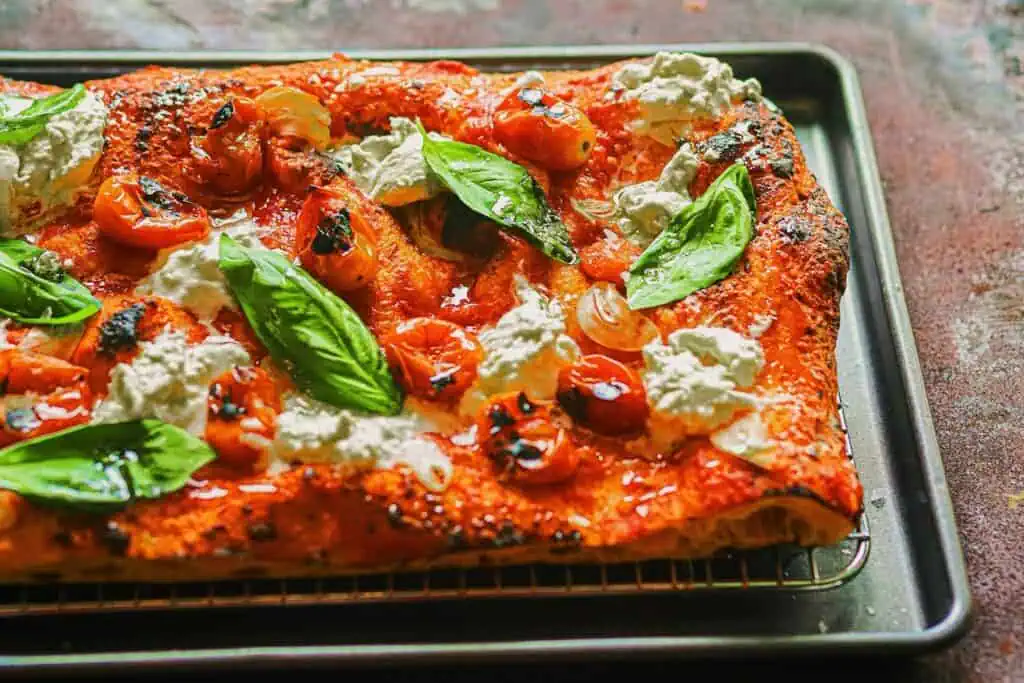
[0,406,868,615]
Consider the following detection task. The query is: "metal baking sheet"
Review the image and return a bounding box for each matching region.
[0,43,971,673]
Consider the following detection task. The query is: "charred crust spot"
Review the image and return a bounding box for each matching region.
[101,521,131,556]
[550,528,583,554]
[98,303,147,357]
[700,131,742,163]
[446,526,467,550]
[210,100,234,129]
[134,125,152,153]
[493,520,525,548]
[770,157,794,178]
[311,208,353,255]
[778,217,812,244]
[246,521,277,542]
[52,530,74,548]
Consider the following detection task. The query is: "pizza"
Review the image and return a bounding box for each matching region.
[0,51,862,582]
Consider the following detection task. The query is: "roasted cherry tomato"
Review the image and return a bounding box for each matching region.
[295,183,378,292]
[478,392,580,486]
[94,173,211,249]
[191,97,266,197]
[556,355,648,435]
[264,136,332,193]
[0,350,92,447]
[205,366,281,469]
[382,318,482,402]
[493,86,596,171]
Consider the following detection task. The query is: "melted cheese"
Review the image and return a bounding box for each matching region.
[612,142,699,248]
[641,326,765,449]
[0,92,108,235]
[460,275,580,416]
[271,394,453,491]
[135,211,268,321]
[92,327,251,435]
[609,52,761,144]
[332,116,446,206]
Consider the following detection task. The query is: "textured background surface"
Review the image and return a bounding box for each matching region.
[0,1,1022,681]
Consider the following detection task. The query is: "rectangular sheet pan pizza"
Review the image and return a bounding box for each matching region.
[0,50,862,582]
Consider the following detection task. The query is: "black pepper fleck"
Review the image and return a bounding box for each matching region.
[101,522,131,556]
[246,521,277,542]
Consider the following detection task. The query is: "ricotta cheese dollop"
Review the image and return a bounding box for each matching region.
[460,275,580,416]
[271,394,454,491]
[641,326,765,450]
[0,91,108,235]
[609,51,761,144]
[135,212,268,321]
[333,116,446,206]
[612,142,699,248]
[92,327,251,435]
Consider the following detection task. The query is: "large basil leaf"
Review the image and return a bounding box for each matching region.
[626,163,756,310]
[0,419,215,509]
[0,238,100,325]
[417,122,578,265]
[0,84,86,146]
[218,234,402,415]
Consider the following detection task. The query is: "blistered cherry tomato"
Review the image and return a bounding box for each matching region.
[478,392,580,486]
[295,183,378,292]
[556,355,648,435]
[205,366,281,469]
[0,350,92,447]
[93,173,210,249]
[493,86,596,171]
[382,318,482,402]
[192,97,266,197]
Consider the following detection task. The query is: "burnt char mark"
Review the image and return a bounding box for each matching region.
[134,125,153,153]
[311,208,353,255]
[246,522,277,542]
[101,521,131,556]
[700,131,742,163]
[770,157,795,178]
[779,217,813,244]
[210,100,234,129]
[98,303,147,357]
[493,520,526,548]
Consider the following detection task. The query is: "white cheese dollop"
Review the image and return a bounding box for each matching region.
[641,326,765,449]
[709,412,774,461]
[609,52,761,144]
[135,212,268,321]
[459,275,580,416]
[0,91,108,235]
[271,394,453,492]
[612,142,699,248]
[92,327,251,435]
[332,116,447,206]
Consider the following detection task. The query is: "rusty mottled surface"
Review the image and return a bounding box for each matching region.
[0,0,1022,681]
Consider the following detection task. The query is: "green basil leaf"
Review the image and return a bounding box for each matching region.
[0,84,86,146]
[0,419,215,510]
[626,163,756,310]
[0,237,100,325]
[417,122,578,265]
[218,234,402,415]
